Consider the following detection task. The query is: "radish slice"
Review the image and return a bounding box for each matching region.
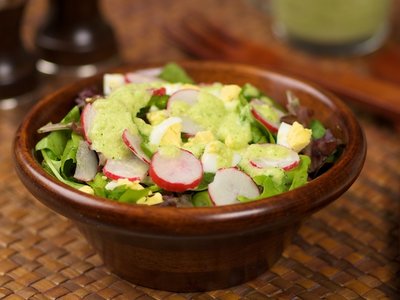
[74,140,98,182]
[248,144,300,171]
[167,89,200,108]
[179,116,204,136]
[149,148,203,192]
[167,89,204,135]
[103,155,149,181]
[122,129,151,164]
[208,168,260,206]
[81,103,96,143]
[250,99,284,133]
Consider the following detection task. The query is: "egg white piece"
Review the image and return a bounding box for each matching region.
[276,122,291,149]
[149,117,182,146]
[277,121,312,153]
[103,74,125,95]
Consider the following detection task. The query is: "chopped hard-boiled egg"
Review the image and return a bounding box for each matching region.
[182,130,216,157]
[164,83,200,95]
[79,185,95,195]
[103,74,125,95]
[147,109,168,125]
[149,117,182,147]
[220,84,241,102]
[201,141,241,173]
[277,121,312,152]
[105,179,144,191]
[136,192,163,205]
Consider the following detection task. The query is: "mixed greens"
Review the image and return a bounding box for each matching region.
[35,63,342,207]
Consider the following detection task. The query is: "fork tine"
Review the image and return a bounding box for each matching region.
[180,16,237,54]
[165,24,224,60]
[192,14,242,46]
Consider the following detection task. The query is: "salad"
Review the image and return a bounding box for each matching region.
[35,63,341,207]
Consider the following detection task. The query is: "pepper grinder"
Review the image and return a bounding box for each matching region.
[0,0,37,110]
[34,0,119,77]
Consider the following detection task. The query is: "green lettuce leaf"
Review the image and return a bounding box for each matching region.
[191,191,213,207]
[159,62,194,84]
[285,155,311,190]
[41,149,84,189]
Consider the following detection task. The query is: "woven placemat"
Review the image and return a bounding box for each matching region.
[1,0,399,298]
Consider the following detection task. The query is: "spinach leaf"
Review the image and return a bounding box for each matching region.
[36,131,69,160]
[41,149,84,189]
[192,173,215,191]
[191,191,212,207]
[61,106,80,123]
[119,188,150,203]
[238,175,284,202]
[310,119,326,139]
[88,173,108,198]
[159,62,194,84]
[148,94,169,109]
[285,155,311,190]
[240,83,260,101]
[60,132,82,177]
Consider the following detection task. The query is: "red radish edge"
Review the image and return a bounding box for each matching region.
[122,129,151,164]
[166,89,203,135]
[152,87,166,96]
[149,148,203,192]
[103,157,149,182]
[248,144,300,171]
[81,103,96,143]
[250,100,283,133]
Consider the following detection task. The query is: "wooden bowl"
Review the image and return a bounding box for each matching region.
[13,61,366,292]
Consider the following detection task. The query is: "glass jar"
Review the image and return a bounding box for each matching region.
[271,0,392,55]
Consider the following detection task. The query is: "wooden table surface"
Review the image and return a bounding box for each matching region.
[1,0,399,298]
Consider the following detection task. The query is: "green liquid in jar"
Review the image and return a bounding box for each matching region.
[272,0,391,45]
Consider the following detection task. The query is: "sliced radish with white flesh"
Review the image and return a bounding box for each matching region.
[81,103,96,143]
[103,155,149,181]
[122,129,151,164]
[149,148,203,192]
[250,99,284,133]
[167,88,200,108]
[208,168,260,206]
[167,89,204,135]
[74,140,98,182]
[249,144,300,171]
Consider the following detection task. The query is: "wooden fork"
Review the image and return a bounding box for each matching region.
[166,16,400,123]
